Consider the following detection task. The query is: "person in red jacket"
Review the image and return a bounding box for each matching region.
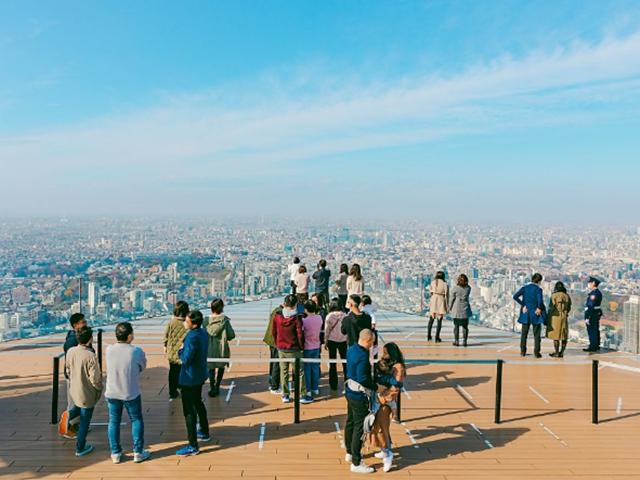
[272,294,306,403]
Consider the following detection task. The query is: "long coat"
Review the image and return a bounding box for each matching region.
[429,279,449,316]
[513,283,546,325]
[546,291,572,341]
[449,285,472,319]
[204,314,235,368]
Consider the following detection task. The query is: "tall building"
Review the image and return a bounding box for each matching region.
[87,281,99,314]
[623,296,640,354]
[129,290,144,312]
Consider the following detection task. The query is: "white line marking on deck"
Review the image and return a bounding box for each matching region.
[258,422,266,450]
[400,422,420,449]
[334,421,345,448]
[470,423,494,448]
[225,381,236,403]
[529,385,550,404]
[236,338,241,346]
[616,397,623,415]
[540,422,567,447]
[404,332,415,339]
[455,384,473,402]
[402,387,412,400]
[498,345,514,352]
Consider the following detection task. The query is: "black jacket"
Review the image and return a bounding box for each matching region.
[312,268,331,292]
[341,311,372,346]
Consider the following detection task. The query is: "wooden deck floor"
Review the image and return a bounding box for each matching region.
[2,300,640,479]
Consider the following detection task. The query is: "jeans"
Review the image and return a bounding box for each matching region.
[278,350,305,396]
[68,405,94,452]
[520,322,542,355]
[180,384,209,448]
[345,396,369,466]
[327,340,347,390]
[587,311,602,350]
[107,396,144,454]
[303,349,321,393]
[268,346,280,390]
[168,362,181,397]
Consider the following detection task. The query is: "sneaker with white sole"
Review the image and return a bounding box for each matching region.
[300,395,314,404]
[111,453,122,464]
[374,451,386,459]
[383,453,393,472]
[269,388,282,395]
[75,444,94,457]
[345,453,352,463]
[350,462,374,474]
[134,450,151,463]
[313,389,320,396]
[281,395,291,403]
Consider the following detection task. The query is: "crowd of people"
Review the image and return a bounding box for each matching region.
[56,257,605,473]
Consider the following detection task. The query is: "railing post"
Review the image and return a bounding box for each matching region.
[97,328,103,371]
[51,356,60,425]
[294,357,301,424]
[396,387,402,423]
[592,359,599,425]
[495,359,503,424]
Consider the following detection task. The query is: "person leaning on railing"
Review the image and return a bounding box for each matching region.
[164,301,188,401]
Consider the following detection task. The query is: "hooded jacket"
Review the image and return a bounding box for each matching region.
[272,308,305,352]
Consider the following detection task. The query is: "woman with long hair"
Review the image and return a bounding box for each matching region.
[547,281,572,358]
[449,274,472,347]
[347,263,365,299]
[428,271,449,342]
[336,263,349,312]
[369,342,406,473]
[294,265,310,303]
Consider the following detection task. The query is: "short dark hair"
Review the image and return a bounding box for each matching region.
[435,271,446,281]
[174,300,189,318]
[318,259,327,268]
[328,299,341,313]
[76,326,92,345]
[69,313,85,328]
[187,310,203,327]
[304,300,317,313]
[298,265,307,274]
[457,274,469,287]
[340,263,349,275]
[532,273,543,284]
[349,294,362,307]
[361,295,372,306]
[115,322,133,342]
[210,298,224,315]
[293,257,300,264]
[284,294,298,309]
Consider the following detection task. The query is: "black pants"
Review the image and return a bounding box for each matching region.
[345,396,369,466]
[168,362,181,397]
[208,367,225,392]
[428,316,443,339]
[327,340,347,390]
[453,318,469,344]
[587,311,602,350]
[520,322,542,355]
[180,384,209,448]
[338,294,348,312]
[315,290,329,310]
[268,346,280,390]
[290,280,297,295]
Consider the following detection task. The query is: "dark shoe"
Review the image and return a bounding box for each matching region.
[427,336,433,342]
[549,352,559,358]
[208,389,218,398]
[452,341,459,346]
[520,352,526,357]
[463,341,468,347]
[435,337,442,343]
[583,348,594,352]
[558,352,564,358]
[535,353,542,358]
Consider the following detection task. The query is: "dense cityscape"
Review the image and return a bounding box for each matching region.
[1,217,640,351]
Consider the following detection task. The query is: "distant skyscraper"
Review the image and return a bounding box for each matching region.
[168,263,178,283]
[472,268,479,280]
[129,290,144,312]
[623,296,640,354]
[87,281,99,314]
[385,271,392,289]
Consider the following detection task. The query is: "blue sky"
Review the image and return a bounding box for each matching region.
[1,0,640,222]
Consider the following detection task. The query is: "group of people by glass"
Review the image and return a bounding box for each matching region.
[56,257,605,474]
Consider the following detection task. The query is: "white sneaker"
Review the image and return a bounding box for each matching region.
[111,453,122,464]
[313,389,320,396]
[345,453,352,463]
[350,462,374,474]
[134,450,151,463]
[383,452,393,472]
[374,451,386,459]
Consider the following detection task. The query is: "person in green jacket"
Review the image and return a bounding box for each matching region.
[164,301,188,401]
[204,298,235,397]
[263,301,283,394]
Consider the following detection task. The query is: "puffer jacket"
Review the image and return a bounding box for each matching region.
[164,316,187,364]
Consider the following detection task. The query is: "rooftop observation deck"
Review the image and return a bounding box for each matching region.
[2,299,640,480]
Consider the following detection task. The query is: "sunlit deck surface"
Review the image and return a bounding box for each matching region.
[2,298,640,479]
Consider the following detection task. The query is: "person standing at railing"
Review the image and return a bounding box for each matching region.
[428,271,449,342]
[336,263,350,312]
[272,294,306,404]
[287,257,301,295]
[263,301,283,394]
[583,277,603,353]
[341,295,373,347]
[105,322,150,464]
[176,310,210,457]
[513,273,546,358]
[546,281,572,358]
[344,328,379,474]
[312,259,331,310]
[449,274,472,347]
[324,299,347,391]
[347,264,365,300]
[294,265,310,304]
[204,298,235,398]
[302,300,323,404]
[65,326,102,457]
[164,301,188,402]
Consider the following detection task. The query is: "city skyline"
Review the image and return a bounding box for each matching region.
[1,2,640,220]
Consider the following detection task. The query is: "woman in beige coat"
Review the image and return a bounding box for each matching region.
[546,281,572,358]
[428,271,449,342]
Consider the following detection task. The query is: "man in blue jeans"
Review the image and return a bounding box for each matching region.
[105,322,150,464]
